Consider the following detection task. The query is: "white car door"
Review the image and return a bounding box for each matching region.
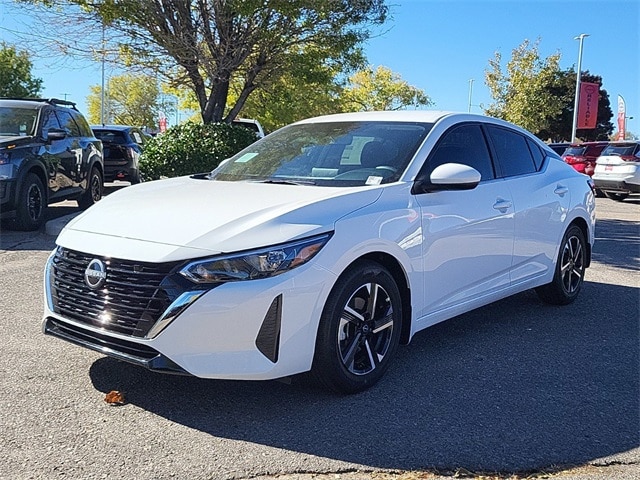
[484,125,570,285]
[413,123,515,323]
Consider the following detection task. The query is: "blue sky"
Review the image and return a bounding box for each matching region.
[1,0,638,133]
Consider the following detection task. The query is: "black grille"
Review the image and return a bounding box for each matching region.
[50,248,184,337]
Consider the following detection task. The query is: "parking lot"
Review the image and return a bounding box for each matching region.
[0,195,638,480]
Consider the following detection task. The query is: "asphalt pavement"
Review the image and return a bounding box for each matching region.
[0,195,638,480]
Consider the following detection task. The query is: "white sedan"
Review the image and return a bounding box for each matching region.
[43,111,596,393]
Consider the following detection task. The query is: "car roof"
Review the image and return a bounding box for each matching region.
[605,141,639,146]
[0,97,77,110]
[91,125,135,131]
[294,110,456,124]
[292,111,536,130]
[568,141,609,146]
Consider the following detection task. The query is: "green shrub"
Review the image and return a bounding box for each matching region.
[139,121,258,180]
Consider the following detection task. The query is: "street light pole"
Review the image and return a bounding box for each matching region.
[101,22,105,125]
[468,79,474,113]
[571,33,589,143]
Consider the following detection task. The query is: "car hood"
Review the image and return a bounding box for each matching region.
[0,135,35,147]
[57,176,383,262]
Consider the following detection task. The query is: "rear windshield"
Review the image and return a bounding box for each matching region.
[93,130,127,144]
[601,144,640,157]
[563,146,586,156]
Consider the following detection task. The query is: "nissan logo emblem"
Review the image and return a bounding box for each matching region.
[84,259,107,289]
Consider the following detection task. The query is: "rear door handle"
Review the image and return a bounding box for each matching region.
[493,198,512,212]
[554,185,569,196]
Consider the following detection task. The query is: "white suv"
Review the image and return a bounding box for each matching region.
[592,141,640,201]
[232,118,265,138]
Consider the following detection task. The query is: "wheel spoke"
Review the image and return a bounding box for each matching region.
[572,242,582,263]
[342,305,364,324]
[364,339,378,370]
[366,282,379,318]
[372,312,393,334]
[341,331,363,370]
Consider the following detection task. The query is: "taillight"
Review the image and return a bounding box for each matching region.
[620,155,637,162]
[126,147,138,161]
[564,155,583,165]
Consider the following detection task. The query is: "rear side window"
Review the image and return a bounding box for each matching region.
[131,130,145,145]
[486,126,537,177]
[526,138,545,170]
[422,124,495,181]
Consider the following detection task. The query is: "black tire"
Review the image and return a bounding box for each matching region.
[129,170,141,184]
[311,260,402,394]
[594,188,606,198]
[78,166,103,209]
[536,225,587,305]
[15,173,46,231]
[604,191,628,202]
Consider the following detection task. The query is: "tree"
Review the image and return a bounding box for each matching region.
[536,70,614,142]
[484,39,614,141]
[484,39,564,134]
[86,73,161,127]
[44,0,387,124]
[342,66,432,111]
[227,45,344,132]
[0,42,43,97]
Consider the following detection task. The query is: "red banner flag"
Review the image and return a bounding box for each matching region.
[577,82,599,129]
[617,95,626,140]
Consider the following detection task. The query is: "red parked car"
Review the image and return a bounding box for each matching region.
[562,141,609,177]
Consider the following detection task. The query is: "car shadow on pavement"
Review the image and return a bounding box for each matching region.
[89,281,639,472]
[593,218,640,272]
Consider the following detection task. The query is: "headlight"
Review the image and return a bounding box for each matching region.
[179,233,332,284]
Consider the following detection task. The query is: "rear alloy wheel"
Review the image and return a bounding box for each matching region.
[78,166,103,209]
[312,261,402,393]
[604,191,629,202]
[536,225,586,305]
[15,173,46,231]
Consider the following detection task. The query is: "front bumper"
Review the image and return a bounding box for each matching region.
[43,249,336,380]
[0,178,17,219]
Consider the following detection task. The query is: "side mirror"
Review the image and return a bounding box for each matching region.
[45,128,67,142]
[412,163,481,194]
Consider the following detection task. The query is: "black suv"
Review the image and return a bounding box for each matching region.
[91,125,148,184]
[0,98,104,230]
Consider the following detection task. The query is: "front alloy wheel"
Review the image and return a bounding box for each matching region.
[338,282,395,376]
[312,260,402,393]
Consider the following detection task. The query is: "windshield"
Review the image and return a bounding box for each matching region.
[210,121,432,187]
[0,107,38,137]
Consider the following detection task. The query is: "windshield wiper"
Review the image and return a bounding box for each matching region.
[257,178,317,186]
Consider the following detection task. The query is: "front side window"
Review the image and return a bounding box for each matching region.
[486,125,537,177]
[70,110,93,137]
[56,110,81,137]
[40,109,62,133]
[419,123,495,181]
[210,121,432,187]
